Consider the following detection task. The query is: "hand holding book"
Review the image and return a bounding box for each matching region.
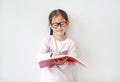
[50,51,68,65]
[51,57,68,65]
[39,55,88,68]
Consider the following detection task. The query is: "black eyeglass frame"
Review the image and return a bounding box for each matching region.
[51,21,67,29]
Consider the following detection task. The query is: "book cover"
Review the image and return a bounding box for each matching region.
[39,55,88,68]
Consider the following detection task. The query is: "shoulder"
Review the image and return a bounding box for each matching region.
[38,35,52,48]
[65,37,77,48]
[42,35,50,40]
[67,37,76,44]
[40,35,52,44]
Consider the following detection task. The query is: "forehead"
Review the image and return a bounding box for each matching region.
[52,15,66,23]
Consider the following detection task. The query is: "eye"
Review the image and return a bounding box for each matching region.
[52,23,58,27]
[60,22,66,26]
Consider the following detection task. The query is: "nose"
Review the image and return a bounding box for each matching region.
[57,25,62,29]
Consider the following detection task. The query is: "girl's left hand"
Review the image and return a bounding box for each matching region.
[54,58,68,65]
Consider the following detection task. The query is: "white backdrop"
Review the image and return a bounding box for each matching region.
[0,0,120,82]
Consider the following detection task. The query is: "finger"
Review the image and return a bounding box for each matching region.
[51,60,57,64]
[56,59,62,65]
[56,59,60,62]
[62,58,68,62]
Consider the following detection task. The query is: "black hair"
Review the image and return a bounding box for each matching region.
[48,9,69,35]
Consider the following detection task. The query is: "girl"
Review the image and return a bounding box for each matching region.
[36,9,78,82]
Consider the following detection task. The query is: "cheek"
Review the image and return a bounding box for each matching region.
[63,27,68,31]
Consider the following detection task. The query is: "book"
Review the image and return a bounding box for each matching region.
[39,55,88,68]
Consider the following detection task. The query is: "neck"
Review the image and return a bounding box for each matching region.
[53,34,66,41]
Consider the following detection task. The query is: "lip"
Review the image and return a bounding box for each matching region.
[56,30,63,32]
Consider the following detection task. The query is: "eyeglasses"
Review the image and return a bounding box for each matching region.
[51,21,67,29]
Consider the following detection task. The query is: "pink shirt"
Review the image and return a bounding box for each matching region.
[36,35,77,82]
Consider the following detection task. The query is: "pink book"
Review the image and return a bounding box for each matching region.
[39,55,88,68]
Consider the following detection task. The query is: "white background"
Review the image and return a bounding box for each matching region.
[0,0,120,82]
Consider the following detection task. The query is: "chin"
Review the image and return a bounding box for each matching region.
[56,32,65,36]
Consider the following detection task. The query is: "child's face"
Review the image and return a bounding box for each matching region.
[50,15,69,36]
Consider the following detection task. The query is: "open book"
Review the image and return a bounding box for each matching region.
[39,55,88,68]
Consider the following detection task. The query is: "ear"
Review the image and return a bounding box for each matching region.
[66,21,69,28]
[49,23,52,29]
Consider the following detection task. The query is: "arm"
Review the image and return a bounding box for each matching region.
[68,40,77,57]
[35,36,52,63]
[58,40,78,68]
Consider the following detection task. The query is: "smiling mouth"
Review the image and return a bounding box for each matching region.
[57,30,63,32]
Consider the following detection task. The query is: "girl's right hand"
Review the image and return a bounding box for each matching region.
[51,51,61,57]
